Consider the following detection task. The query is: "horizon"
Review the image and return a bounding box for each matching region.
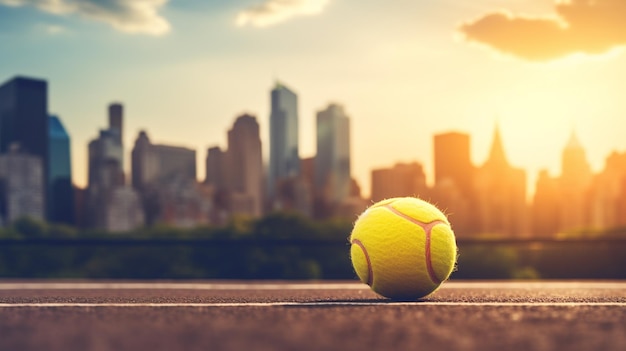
[2,0,626,198]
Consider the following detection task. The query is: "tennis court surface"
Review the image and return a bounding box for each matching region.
[0,281,624,351]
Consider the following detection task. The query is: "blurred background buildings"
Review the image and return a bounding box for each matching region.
[1,75,626,238]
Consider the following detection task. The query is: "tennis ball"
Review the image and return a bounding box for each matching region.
[350,197,457,299]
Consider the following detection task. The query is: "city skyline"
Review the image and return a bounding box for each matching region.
[1,0,626,198]
[2,74,626,236]
[4,72,626,201]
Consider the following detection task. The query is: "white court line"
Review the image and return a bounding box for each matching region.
[443,282,626,290]
[0,283,367,290]
[0,281,624,290]
[0,302,624,308]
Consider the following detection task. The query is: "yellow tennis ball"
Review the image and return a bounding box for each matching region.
[350,197,457,299]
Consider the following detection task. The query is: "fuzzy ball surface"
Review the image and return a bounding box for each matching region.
[350,197,457,299]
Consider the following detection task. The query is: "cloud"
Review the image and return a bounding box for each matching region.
[236,0,330,28]
[0,0,170,35]
[459,0,626,61]
[44,24,66,35]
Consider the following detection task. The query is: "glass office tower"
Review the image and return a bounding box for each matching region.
[0,76,49,219]
[268,81,299,199]
[48,115,74,224]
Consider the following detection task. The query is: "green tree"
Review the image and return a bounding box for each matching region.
[12,217,47,238]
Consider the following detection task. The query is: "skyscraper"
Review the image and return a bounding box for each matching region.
[205,146,228,189]
[561,131,591,179]
[558,130,592,231]
[130,130,201,226]
[131,131,157,191]
[204,145,232,219]
[131,130,196,188]
[432,131,475,236]
[108,103,124,165]
[433,132,473,197]
[268,81,299,200]
[108,103,122,140]
[315,103,351,205]
[0,76,49,218]
[587,151,626,230]
[532,169,560,237]
[474,125,527,237]
[86,104,134,229]
[0,146,44,225]
[88,131,124,189]
[48,115,74,224]
[87,103,126,190]
[227,114,263,217]
[151,144,196,183]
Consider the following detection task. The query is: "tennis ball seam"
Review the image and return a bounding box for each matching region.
[350,238,373,286]
[382,204,446,285]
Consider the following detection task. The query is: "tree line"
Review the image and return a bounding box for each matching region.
[0,214,624,279]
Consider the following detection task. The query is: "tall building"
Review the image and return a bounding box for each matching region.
[204,146,230,218]
[474,125,527,237]
[315,103,351,205]
[558,130,592,232]
[48,115,74,224]
[132,131,196,188]
[88,103,125,190]
[0,146,44,225]
[227,114,263,217]
[205,146,228,189]
[0,76,49,218]
[433,132,473,198]
[531,170,560,237]
[587,151,626,230]
[152,144,196,183]
[618,170,626,229]
[131,131,157,191]
[202,115,264,219]
[130,130,200,226]
[370,162,428,203]
[86,104,138,230]
[108,103,123,144]
[88,130,124,190]
[432,132,475,236]
[268,81,299,200]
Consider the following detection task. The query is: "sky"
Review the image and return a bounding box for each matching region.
[1,0,626,198]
